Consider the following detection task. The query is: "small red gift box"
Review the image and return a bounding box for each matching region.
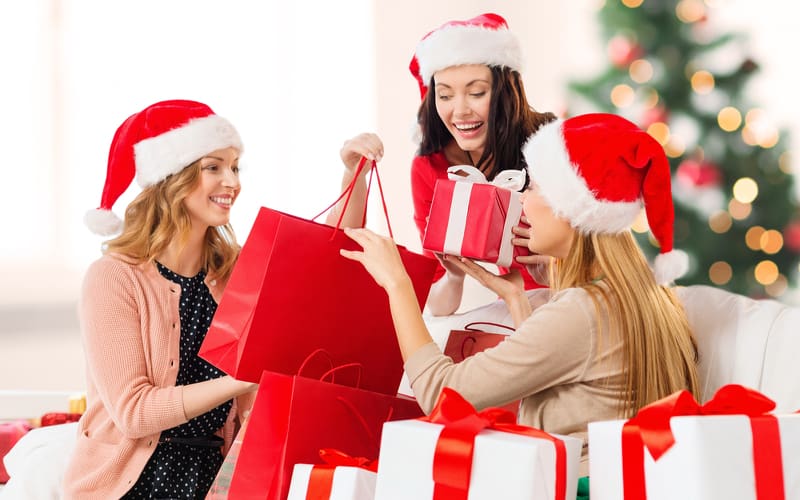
[422,174,525,268]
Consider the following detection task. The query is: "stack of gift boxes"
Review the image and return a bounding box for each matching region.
[201,175,800,499]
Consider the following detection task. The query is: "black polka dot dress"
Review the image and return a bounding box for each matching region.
[122,263,232,500]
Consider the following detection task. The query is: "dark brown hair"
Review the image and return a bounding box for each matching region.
[417,66,557,183]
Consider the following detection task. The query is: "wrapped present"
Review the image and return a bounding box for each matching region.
[422,166,527,268]
[287,449,378,500]
[374,388,582,500]
[443,323,519,417]
[588,384,800,500]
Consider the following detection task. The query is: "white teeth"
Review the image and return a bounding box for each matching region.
[455,122,482,131]
[210,196,232,206]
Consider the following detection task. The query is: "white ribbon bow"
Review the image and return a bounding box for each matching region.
[446,165,526,191]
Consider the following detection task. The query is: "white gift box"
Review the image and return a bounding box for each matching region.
[374,419,582,500]
[589,414,800,500]
[287,463,377,500]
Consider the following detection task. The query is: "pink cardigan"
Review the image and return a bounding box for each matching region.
[62,253,249,499]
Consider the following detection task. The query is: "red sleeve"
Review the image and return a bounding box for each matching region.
[411,153,449,282]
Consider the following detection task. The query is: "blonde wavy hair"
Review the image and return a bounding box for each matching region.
[104,160,240,283]
[550,230,699,417]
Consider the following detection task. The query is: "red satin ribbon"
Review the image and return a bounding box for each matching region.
[305,448,378,500]
[621,384,785,500]
[421,388,567,500]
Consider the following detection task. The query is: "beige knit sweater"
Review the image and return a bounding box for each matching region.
[61,254,248,499]
[405,286,627,477]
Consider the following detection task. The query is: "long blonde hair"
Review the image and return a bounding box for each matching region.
[551,230,699,417]
[104,161,240,283]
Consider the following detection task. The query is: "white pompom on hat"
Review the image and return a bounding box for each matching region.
[84,99,244,236]
[523,113,688,285]
[409,13,523,100]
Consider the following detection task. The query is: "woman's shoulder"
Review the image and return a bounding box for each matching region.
[84,253,149,287]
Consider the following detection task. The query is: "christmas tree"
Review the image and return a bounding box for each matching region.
[569,0,799,300]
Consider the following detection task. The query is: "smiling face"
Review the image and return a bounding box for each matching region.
[183,146,241,230]
[520,183,575,259]
[433,64,493,158]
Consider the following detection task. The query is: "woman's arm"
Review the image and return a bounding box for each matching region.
[181,376,257,421]
[325,133,384,229]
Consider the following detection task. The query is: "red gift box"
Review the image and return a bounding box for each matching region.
[422,177,524,267]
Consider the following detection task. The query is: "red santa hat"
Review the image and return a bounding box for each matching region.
[409,13,522,100]
[523,113,688,285]
[84,99,243,236]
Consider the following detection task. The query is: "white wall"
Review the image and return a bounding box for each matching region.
[0,0,797,392]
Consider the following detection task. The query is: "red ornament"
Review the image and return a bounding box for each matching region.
[676,159,722,189]
[608,35,643,68]
[783,221,800,252]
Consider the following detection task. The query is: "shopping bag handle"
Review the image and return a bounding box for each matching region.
[463,322,515,332]
[320,363,363,388]
[310,156,394,238]
[297,348,335,377]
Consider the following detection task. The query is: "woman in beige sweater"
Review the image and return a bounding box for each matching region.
[342,113,700,479]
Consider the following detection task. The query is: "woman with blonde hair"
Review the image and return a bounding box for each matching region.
[63,100,258,499]
[341,113,699,484]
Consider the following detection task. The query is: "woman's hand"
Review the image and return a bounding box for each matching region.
[442,255,524,303]
[340,227,411,290]
[340,133,384,177]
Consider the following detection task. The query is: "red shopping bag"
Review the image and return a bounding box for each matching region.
[444,322,520,417]
[199,159,437,395]
[224,368,424,500]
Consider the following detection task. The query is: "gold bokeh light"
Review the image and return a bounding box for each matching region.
[760,230,784,254]
[647,122,671,145]
[717,107,742,132]
[709,261,732,285]
[630,59,654,83]
[754,260,779,286]
[676,0,706,23]
[690,70,715,94]
[709,211,732,234]
[610,84,636,108]
[765,275,788,298]
[622,0,644,7]
[745,226,765,250]
[732,177,758,203]
[728,199,752,220]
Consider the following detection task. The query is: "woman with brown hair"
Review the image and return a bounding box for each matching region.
[331,13,558,316]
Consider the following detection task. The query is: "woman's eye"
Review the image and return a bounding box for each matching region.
[232,165,240,174]
[437,94,452,101]
[470,91,487,98]
[202,164,219,171]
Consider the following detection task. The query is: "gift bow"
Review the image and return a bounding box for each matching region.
[305,448,378,500]
[421,388,567,500]
[622,384,785,500]
[447,165,526,192]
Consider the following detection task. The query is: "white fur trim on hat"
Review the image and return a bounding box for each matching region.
[134,115,243,188]
[653,249,689,285]
[523,120,642,233]
[415,24,522,86]
[84,208,123,236]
